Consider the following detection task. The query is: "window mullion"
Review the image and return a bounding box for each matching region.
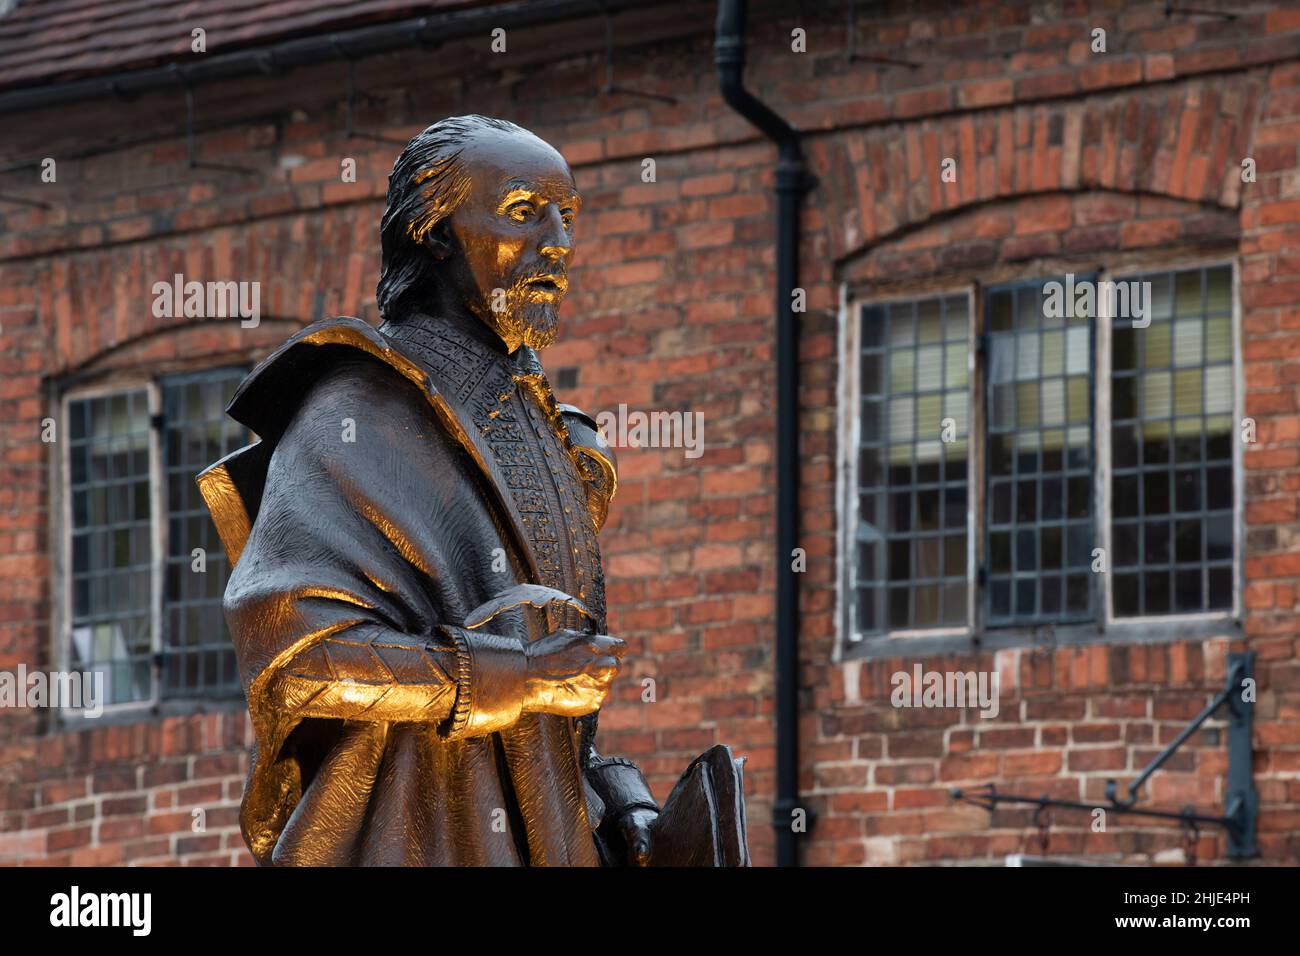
[149,380,165,709]
[1231,258,1244,621]
[1096,266,1114,626]
[57,390,74,718]
[969,279,982,633]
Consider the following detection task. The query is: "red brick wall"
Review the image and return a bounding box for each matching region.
[1,0,1299,865]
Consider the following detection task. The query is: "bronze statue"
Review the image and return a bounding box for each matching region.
[197,115,749,866]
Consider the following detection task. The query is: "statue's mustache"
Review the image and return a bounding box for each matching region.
[512,270,568,296]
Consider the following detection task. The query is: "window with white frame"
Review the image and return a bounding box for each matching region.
[64,366,249,706]
[845,262,1238,645]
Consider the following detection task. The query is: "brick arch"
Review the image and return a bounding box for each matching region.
[837,188,1238,286]
[34,205,377,377]
[71,317,306,377]
[811,69,1264,270]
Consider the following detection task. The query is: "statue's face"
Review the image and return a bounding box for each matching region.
[443,128,580,352]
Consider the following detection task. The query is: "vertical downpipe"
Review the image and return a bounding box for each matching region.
[715,0,816,866]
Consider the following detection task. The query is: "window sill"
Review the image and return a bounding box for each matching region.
[842,613,1243,661]
[50,695,246,734]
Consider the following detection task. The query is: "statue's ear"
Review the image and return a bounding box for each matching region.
[421,219,457,261]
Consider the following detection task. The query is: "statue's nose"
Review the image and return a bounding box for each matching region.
[538,206,571,259]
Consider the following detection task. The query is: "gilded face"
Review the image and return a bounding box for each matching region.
[439,128,580,352]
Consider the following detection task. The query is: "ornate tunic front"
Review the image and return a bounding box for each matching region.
[382,317,607,630]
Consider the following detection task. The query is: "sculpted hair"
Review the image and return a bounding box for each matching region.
[376,114,530,319]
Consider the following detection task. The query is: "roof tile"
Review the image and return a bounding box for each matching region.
[0,0,497,91]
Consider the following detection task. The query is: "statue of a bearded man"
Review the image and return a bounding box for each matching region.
[197,115,688,866]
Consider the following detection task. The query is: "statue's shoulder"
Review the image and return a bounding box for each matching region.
[227,316,434,441]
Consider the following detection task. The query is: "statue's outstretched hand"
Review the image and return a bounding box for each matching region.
[523,630,626,717]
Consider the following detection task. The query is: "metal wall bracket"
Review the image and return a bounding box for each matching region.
[954,652,1257,860]
[1222,651,1258,858]
[334,43,410,147]
[169,64,260,176]
[597,2,677,104]
[0,157,55,209]
[1164,2,1237,21]
[0,192,52,209]
[845,0,922,68]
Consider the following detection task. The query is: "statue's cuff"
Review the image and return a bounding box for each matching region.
[587,757,659,818]
[438,625,528,738]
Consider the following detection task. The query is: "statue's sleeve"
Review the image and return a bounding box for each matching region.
[585,745,659,820]
[224,358,529,741]
[267,623,526,739]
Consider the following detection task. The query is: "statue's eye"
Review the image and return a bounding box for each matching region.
[508,202,536,221]
[561,210,575,229]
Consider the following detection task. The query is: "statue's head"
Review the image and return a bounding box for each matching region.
[377,114,580,352]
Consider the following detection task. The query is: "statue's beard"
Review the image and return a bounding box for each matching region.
[516,297,559,350]
[479,279,561,352]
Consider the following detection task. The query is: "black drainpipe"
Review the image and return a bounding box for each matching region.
[715,0,816,867]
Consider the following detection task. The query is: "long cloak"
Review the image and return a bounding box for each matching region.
[199,313,632,866]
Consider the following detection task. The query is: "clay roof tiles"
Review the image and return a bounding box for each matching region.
[0,0,497,91]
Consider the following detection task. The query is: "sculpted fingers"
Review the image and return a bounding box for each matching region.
[523,628,627,716]
[590,655,621,681]
[590,635,628,659]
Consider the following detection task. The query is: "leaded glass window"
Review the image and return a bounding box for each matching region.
[68,390,155,705]
[856,294,971,634]
[162,369,248,697]
[847,261,1237,645]
[985,278,1094,626]
[1110,265,1234,617]
[63,367,249,707]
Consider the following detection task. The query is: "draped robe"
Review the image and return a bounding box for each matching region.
[198,311,653,866]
